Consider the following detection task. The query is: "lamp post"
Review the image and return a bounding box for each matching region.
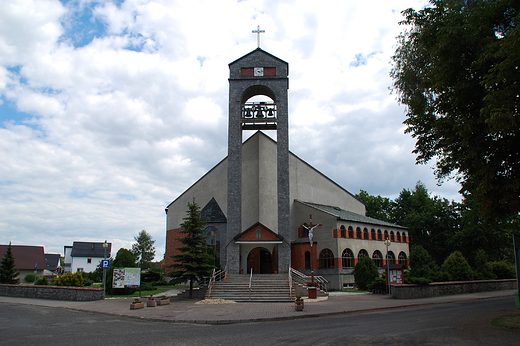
[102,240,108,297]
[384,238,391,295]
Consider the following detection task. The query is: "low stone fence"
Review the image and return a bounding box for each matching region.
[391,279,517,299]
[0,284,104,301]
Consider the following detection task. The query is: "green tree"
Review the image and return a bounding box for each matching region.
[132,230,156,267]
[408,245,435,282]
[0,242,20,284]
[473,249,495,280]
[355,190,395,223]
[441,251,473,281]
[353,256,379,290]
[169,200,214,298]
[390,0,520,219]
[112,248,136,268]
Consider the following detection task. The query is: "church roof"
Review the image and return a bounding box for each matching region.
[296,200,408,230]
[228,48,288,67]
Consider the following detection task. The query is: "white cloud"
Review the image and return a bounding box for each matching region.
[0,0,455,261]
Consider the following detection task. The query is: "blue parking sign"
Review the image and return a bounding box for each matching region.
[101,260,110,269]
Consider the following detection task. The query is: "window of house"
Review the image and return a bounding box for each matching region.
[363,228,369,240]
[77,268,84,273]
[348,226,354,238]
[371,229,376,240]
[87,258,92,264]
[377,229,382,241]
[340,225,346,238]
[372,250,383,268]
[356,227,362,239]
[256,229,261,240]
[319,249,335,268]
[342,248,354,268]
[398,252,408,266]
[387,251,396,265]
[358,249,368,259]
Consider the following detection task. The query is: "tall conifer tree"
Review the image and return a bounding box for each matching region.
[0,242,20,284]
[169,200,214,298]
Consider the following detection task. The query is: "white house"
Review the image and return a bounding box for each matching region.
[63,242,112,273]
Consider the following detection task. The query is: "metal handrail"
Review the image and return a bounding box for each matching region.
[206,265,227,298]
[289,265,293,298]
[248,267,253,300]
[290,267,329,292]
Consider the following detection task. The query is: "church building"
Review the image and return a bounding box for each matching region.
[164,47,409,290]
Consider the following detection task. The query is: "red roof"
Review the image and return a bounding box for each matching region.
[0,245,46,270]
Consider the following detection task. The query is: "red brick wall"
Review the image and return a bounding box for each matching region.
[291,243,318,270]
[164,228,184,276]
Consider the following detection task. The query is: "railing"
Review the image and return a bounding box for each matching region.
[248,267,253,300]
[288,265,293,298]
[206,265,227,298]
[289,267,329,292]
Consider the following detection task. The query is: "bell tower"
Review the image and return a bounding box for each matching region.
[225,48,290,274]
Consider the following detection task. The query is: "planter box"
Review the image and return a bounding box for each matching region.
[157,298,170,306]
[308,287,317,299]
[130,302,144,310]
[295,302,304,311]
[147,300,156,307]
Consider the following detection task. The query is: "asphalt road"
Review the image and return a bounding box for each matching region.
[1,297,519,345]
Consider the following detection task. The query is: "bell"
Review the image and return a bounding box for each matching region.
[266,108,274,117]
[254,105,264,118]
[244,107,252,118]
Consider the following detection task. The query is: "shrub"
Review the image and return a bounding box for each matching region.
[54,272,84,287]
[473,249,496,280]
[353,256,379,290]
[367,277,386,292]
[441,251,473,281]
[141,282,154,291]
[83,279,93,286]
[24,273,36,283]
[489,261,516,279]
[34,276,49,285]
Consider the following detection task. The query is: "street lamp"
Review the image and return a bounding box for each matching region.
[384,238,391,295]
[102,240,108,296]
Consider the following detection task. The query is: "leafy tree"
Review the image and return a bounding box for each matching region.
[441,251,473,281]
[489,261,516,279]
[408,245,435,282]
[112,248,136,268]
[132,230,156,267]
[169,200,214,298]
[473,249,496,280]
[353,256,379,290]
[390,0,520,219]
[0,242,20,284]
[355,190,394,223]
[54,272,84,287]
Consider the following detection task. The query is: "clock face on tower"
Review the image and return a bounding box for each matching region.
[254,67,264,76]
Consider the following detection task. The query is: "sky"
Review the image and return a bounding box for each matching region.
[0,0,462,261]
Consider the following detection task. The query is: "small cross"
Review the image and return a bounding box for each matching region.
[252,25,265,48]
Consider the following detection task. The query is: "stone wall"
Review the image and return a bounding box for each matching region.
[0,284,104,301]
[391,279,517,299]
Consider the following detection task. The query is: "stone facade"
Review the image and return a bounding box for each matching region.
[0,284,104,301]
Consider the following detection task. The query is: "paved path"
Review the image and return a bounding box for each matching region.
[0,290,517,324]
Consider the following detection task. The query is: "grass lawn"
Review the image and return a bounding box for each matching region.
[491,314,520,330]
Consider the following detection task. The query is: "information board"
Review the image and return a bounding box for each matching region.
[112,267,141,288]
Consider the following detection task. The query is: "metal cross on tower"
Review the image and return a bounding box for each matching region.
[252,25,265,48]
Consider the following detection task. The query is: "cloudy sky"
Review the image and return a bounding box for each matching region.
[0,0,461,261]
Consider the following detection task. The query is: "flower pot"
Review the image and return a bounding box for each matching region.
[295,301,304,311]
[147,300,156,307]
[157,298,170,306]
[130,302,144,310]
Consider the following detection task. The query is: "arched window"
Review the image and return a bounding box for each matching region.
[340,225,346,238]
[384,230,389,240]
[342,248,354,268]
[348,226,354,238]
[358,249,369,259]
[372,250,383,268]
[396,232,401,242]
[387,251,396,265]
[398,252,407,266]
[356,227,362,239]
[402,232,407,243]
[390,231,395,242]
[363,228,369,240]
[319,249,335,268]
[377,229,382,241]
[371,228,376,240]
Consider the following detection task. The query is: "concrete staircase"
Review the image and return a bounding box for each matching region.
[206,274,295,302]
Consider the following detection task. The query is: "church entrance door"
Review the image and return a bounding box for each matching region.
[247,247,273,274]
